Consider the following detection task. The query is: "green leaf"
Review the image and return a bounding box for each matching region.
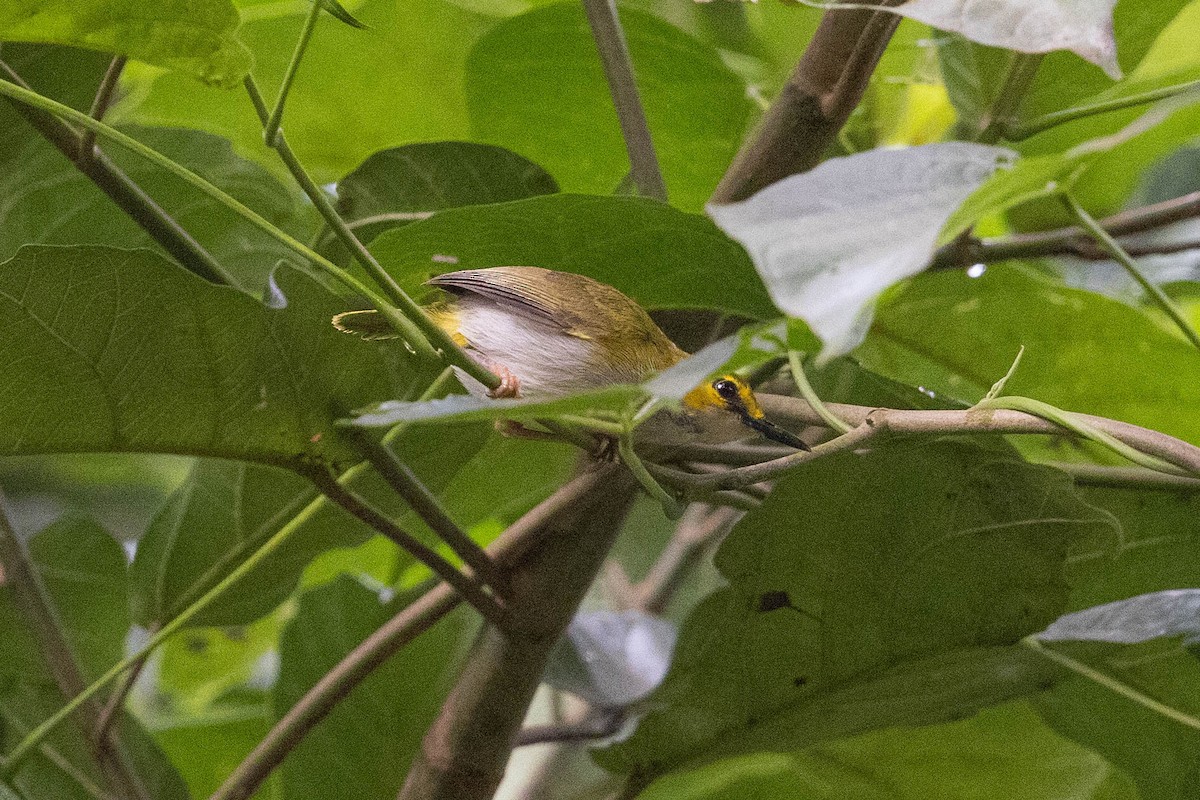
[860,265,1200,445]
[117,0,496,182]
[1036,642,1200,800]
[0,245,418,465]
[464,3,753,211]
[157,615,283,715]
[152,708,275,800]
[597,439,1113,777]
[640,699,1137,800]
[323,141,558,262]
[0,0,252,87]
[896,0,1120,77]
[130,423,490,628]
[26,516,129,681]
[368,194,774,319]
[1032,485,1200,800]
[707,142,1014,360]
[335,141,558,240]
[0,125,316,292]
[275,576,473,800]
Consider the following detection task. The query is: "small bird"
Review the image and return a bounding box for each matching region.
[332,266,808,449]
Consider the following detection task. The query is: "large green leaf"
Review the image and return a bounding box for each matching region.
[0,245,419,465]
[368,194,773,319]
[332,141,558,246]
[597,439,1113,779]
[641,699,1136,800]
[0,125,315,292]
[0,43,114,138]
[275,577,473,800]
[860,265,1200,446]
[116,0,495,182]
[464,3,753,211]
[0,0,251,87]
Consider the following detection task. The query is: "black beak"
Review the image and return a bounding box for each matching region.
[743,415,810,451]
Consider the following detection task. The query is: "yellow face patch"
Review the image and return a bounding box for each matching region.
[683,375,764,418]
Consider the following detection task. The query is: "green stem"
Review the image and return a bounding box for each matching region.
[977,53,1043,144]
[787,351,852,434]
[974,395,1190,476]
[0,77,437,361]
[1023,636,1200,731]
[1006,78,1200,141]
[243,77,499,390]
[263,0,323,146]
[1060,192,1200,352]
[619,435,682,519]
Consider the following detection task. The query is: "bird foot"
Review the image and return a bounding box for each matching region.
[487,363,521,399]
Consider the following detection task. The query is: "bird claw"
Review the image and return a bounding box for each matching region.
[487,363,521,399]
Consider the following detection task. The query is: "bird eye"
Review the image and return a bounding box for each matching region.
[712,379,740,401]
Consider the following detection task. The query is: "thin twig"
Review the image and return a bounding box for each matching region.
[630,504,741,614]
[94,636,154,755]
[1051,462,1200,491]
[307,468,506,628]
[79,55,127,159]
[581,0,667,201]
[1060,192,1200,351]
[209,469,614,800]
[0,60,233,287]
[931,190,1200,269]
[264,0,322,145]
[243,77,498,389]
[340,426,509,596]
[1004,77,1200,141]
[976,53,1043,144]
[515,708,626,747]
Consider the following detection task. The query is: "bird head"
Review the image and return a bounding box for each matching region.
[681,375,809,449]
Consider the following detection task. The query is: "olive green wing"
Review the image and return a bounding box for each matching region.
[426,267,606,334]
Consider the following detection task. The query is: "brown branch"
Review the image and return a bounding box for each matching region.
[0,60,234,287]
[398,465,637,800]
[652,396,1200,491]
[710,0,903,203]
[582,0,667,201]
[79,55,127,159]
[307,468,506,628]
[208,469,617,800]
[514,708,626,747]
[932,190,1200,269]
[0,498,149,800]
[629,504,741,615]
[341,426,509,597]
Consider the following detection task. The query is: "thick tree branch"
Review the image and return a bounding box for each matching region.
[0,499,149,800]
[208,468,616,800]
[398,465,637,800]
[710,0,903,203]
[0,61,233,287]
[932,190,1200,269]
